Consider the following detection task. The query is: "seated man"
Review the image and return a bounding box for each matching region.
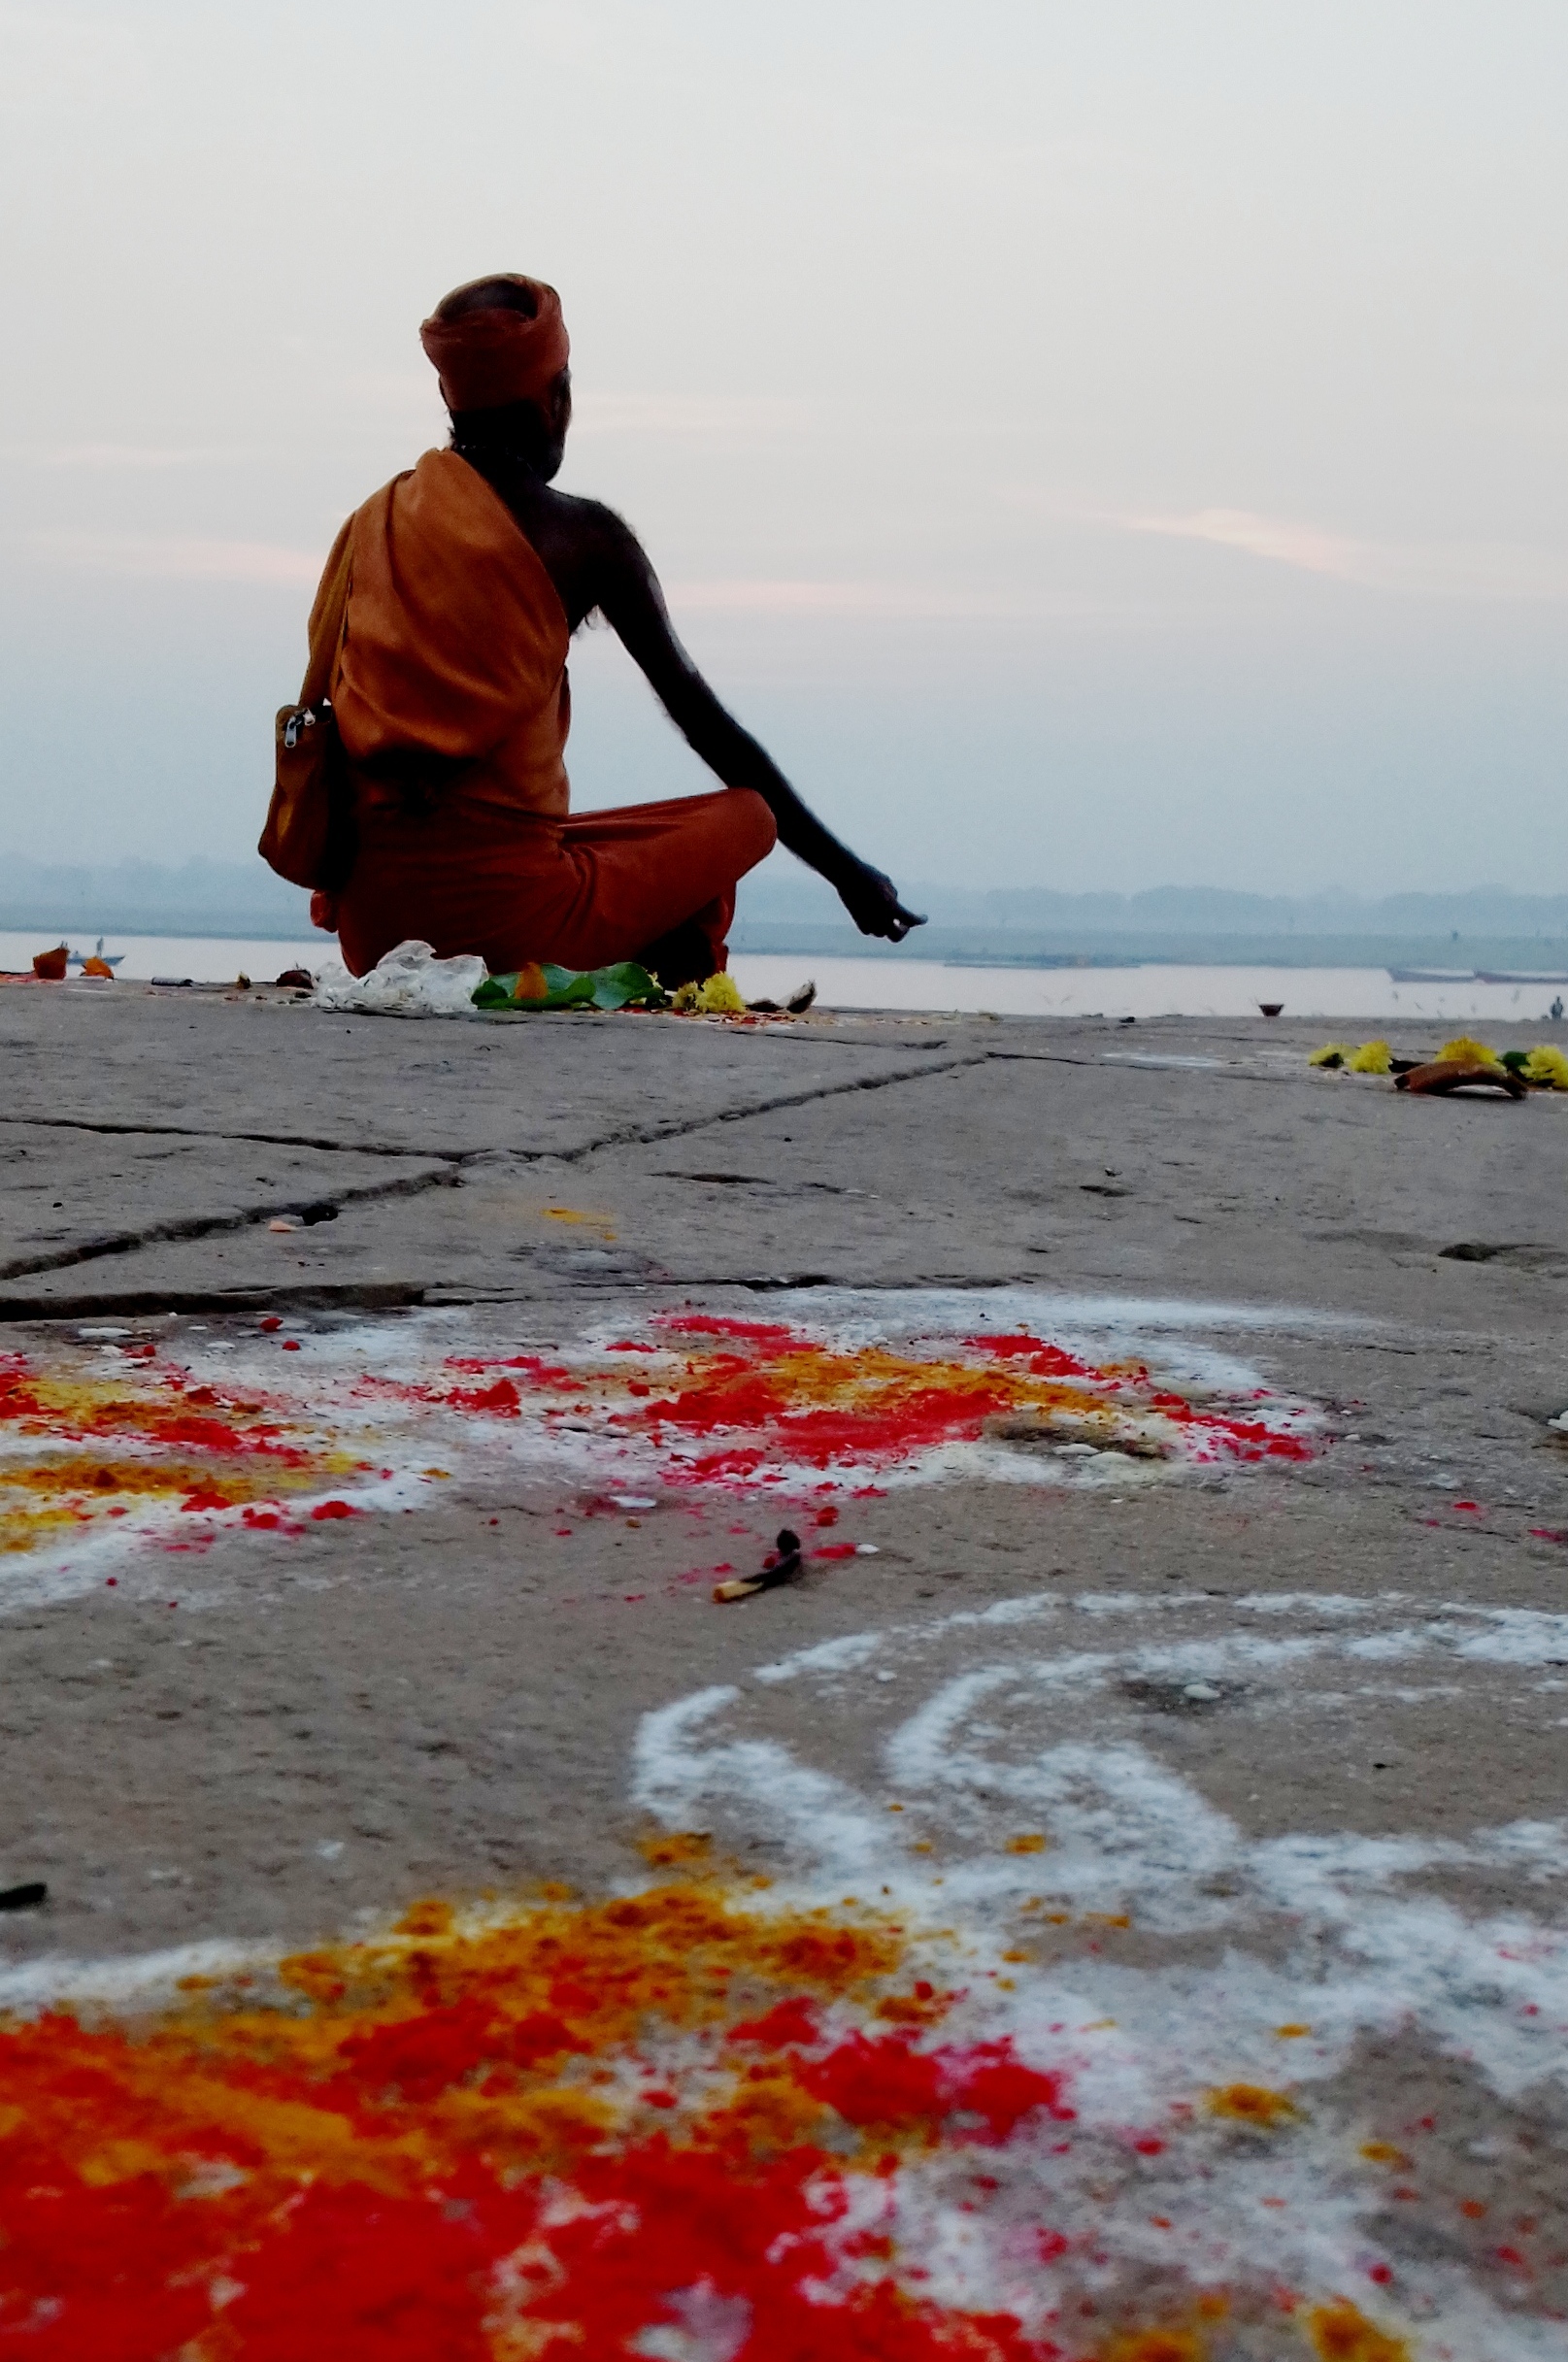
[314,272,924,984]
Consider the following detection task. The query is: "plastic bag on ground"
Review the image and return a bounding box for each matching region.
[313,940,487,1018]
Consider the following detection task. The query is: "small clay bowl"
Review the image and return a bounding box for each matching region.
[1258,1002,1284,1017]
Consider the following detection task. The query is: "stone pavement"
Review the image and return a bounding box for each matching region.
[2,979,1567,2357]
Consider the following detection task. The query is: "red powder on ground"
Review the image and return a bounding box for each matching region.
[0,1879,1134,2358]
[658,1314,802,1346]
[727,1998,822,2046]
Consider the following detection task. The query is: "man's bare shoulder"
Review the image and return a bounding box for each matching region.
[536,486,645,566]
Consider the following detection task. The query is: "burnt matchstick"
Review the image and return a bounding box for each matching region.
[714,1529,803,1603]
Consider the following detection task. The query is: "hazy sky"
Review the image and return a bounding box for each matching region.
[3,0,1565,894]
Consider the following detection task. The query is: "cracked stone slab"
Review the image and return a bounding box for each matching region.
[7,1024,1568,1342]
[0,986,984,1160]
[0,1121,452,1285]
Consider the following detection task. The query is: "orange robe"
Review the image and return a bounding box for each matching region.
[326,449,775,981]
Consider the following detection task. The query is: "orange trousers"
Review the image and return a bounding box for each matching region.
[333,786,777,984]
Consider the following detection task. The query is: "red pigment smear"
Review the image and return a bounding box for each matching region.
[658,1314,802,1346]
[0,1355,309,1467]
[1,1352,373,1556]
[0,1882,1112,2361]
[964,1335,1103,1381]
[350,1316,1314,1489]
[310,1500,361,1522]
[800,2032,1073,2142]
[727,1998,822,2046]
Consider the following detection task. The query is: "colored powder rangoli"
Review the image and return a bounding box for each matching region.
[0,1860,1413,2360]
[0,1302,1318,1585]
[0,1348,364,1560]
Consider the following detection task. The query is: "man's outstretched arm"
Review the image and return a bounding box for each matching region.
[591,516,925,943]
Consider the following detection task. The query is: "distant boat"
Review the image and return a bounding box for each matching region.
[67,936,123,969]
[1475,969,1568,985]
[1387,966,1477,983]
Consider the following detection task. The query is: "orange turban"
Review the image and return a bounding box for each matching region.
[419,276,570,414]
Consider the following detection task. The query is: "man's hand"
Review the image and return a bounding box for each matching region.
[834,858,926,943]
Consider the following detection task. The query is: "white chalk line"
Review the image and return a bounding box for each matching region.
[629,1594,1568,2357]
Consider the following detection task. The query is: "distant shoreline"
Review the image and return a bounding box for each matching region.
[7,924,1568,977]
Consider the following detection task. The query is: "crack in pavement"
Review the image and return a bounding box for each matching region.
[0,1166,459,1284]
[0,1115,474,1161]
[987,1049,1297,1084]
[0,1281,431,1322]
[0,1055,988,1308]
[544,1051,987,1161]
[0,1052,985,1169]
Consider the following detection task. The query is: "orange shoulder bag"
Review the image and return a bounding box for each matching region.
[258,522,356,890]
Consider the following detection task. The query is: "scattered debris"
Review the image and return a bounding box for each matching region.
[275,966,315,990]
[1122,1674,1233,1714]
[1396,1056,1526,1099]
[749,981,819,1016]
[0,1880,47,1912]
[1311,1034,1565,1091]
[314,941,482,1015]
[714,1528,803,1603]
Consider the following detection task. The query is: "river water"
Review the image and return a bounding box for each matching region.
[4,933,1565,1026]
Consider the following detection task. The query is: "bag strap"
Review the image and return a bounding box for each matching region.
[299,516,354,708]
